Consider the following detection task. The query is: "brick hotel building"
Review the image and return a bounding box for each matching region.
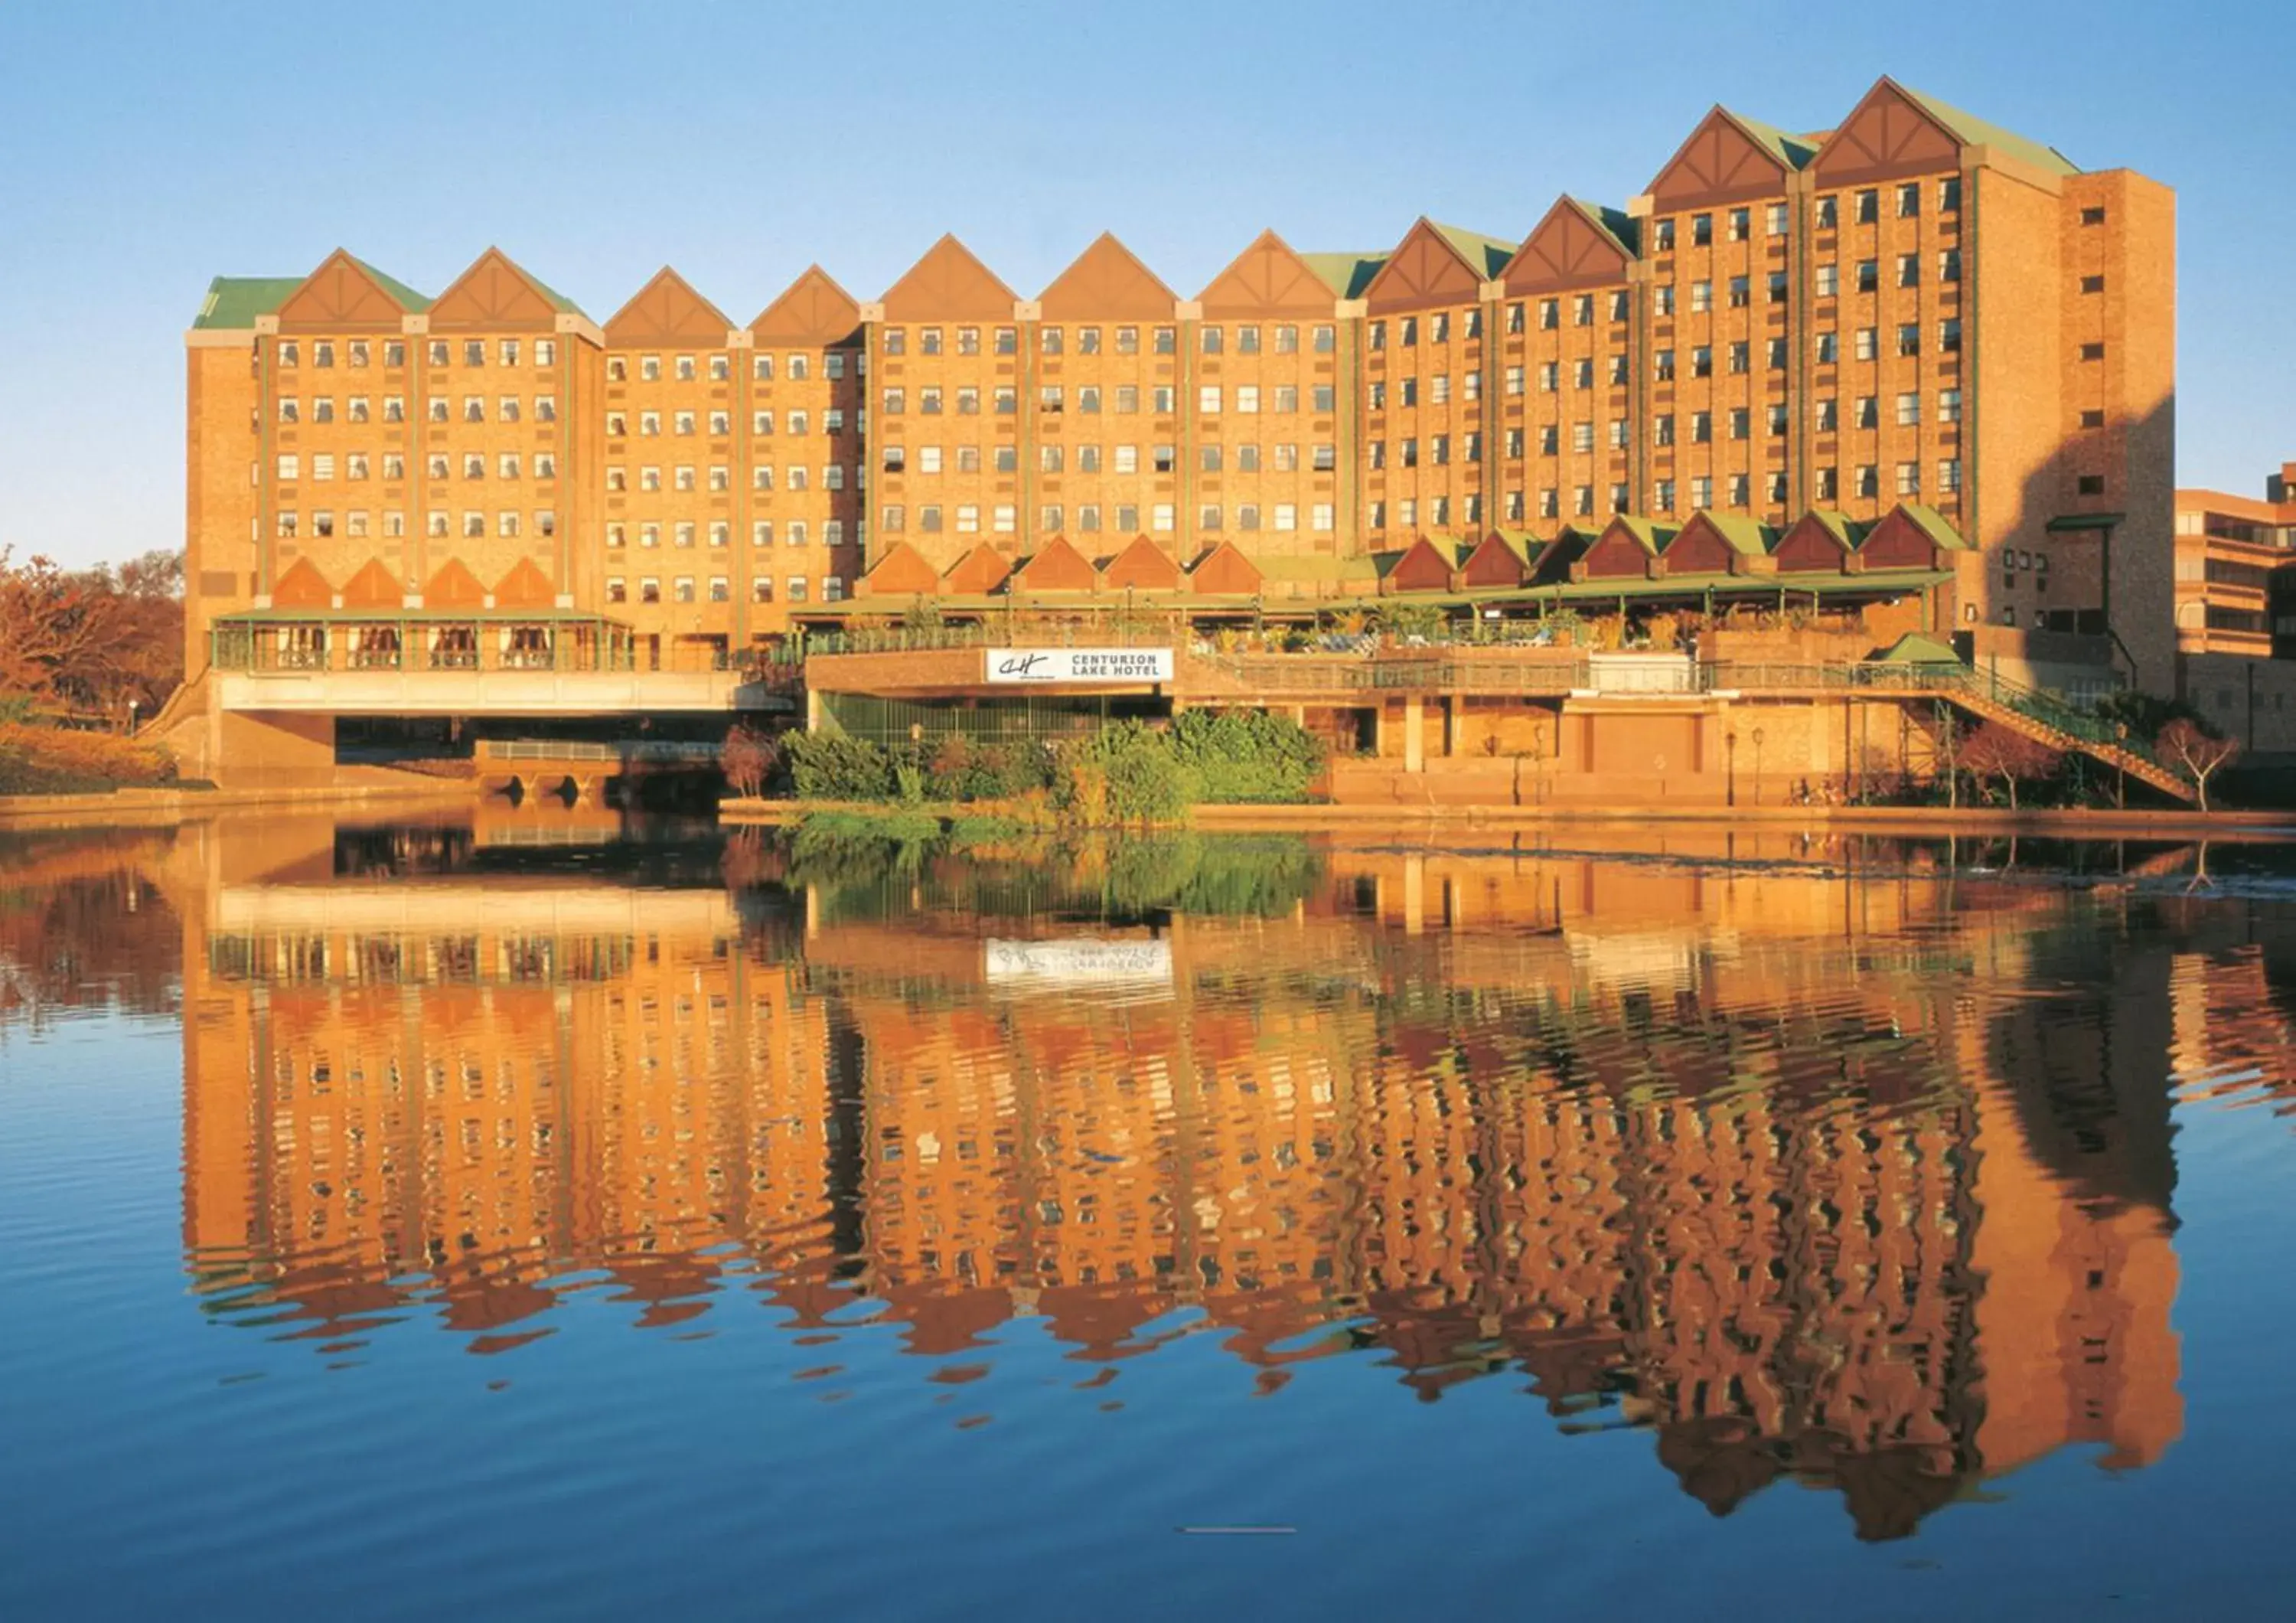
[175,77,2177,783]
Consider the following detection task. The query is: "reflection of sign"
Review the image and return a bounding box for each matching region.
[985,939,1173,985]
[986,648,1174,685]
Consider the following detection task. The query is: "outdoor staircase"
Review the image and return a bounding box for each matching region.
[1927,668,2194,803]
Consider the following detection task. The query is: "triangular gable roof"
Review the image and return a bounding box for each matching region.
[751,265,863,346]
[427,248,581,331]
[1857,505,1965,570]
[1528,527,1595,585]
[338,557,404,609]
[1195,230,1337,318]
[1773,511,1862,571]
[493,557,556,609]
[277,250,432,331]
[880,235,1017,322]
[940,543,1013,596]
[859,540,942,598]
[1364,217,1513,315]
[1187,540,1264,596]
[1662,511,1773,574]
[1814,77,2076,188]
[1300,251,1388,300]
[1578,516,1677,579]
[1502,197,1636,295]
[1101,534,1183,592]
[424,557,488,608]
[1039,233,1176,321]
[1381,536,1461,592]
[1646,106,1808,210]
[1010,535,1098,593]
[1459,530,1542,589]
[270,557,331,608]
[604,266,732,346]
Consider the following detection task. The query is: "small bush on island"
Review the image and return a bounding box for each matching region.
[782,730,899,801]
[0,723,174,796]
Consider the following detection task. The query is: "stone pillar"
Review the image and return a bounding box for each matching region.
[1402,854,1427,936]
[1404,695,1426,773]
[805,686,823,732]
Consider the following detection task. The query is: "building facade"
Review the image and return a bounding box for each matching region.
[2170,462,2296,753]
[179,77,2176,775]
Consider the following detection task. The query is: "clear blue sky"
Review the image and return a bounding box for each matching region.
[1,0,2287,570]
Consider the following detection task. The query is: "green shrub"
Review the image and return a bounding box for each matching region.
[1169,708,1323,803]
[783,731,896,800]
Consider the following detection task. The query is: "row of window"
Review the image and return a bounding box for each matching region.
[273,508,556,540]
[605,351,843,383]
[276,394,557,426]
[275,451,560,482]
[606,407,843,436]
[1355,459,1966,530]
[606,464,853,492]
[879,381,1339,416]
[876,501,1339,537]
[881,442,1338,476]
[605,575,843,606]
[1649,180,1965,254]
[884,322,1342,357]
[606,521,841,548]
[274,338,562,370]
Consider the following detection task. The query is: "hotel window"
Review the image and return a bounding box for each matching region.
[1692,346,1712,378]
[464,452,487,478]
[1898,324,1921,358]
[383,452,405,479]
[1896,391,1921,427]
[675,521,696,548]
[1152,503,1175,532]
[1078,384,1101,413]
[1153,325,1176,354]
[1077,326,1103,354]
[1400,437,1417,467]
[1076,445,1101,472]
[1368,439,1386,470]
[1200,504,1223,531]
[384,396,406,423]
[709,576,729,603]
[1041,385,1064,412]
[1855,396,1878,429]
[1041,503,1064,533]
[1078,505,1101,531]
[1313,384,1335,411]
[430,453,452,480]
[1941,250,1962,283]
[1690,475,1713,508]
[1766,338,1788,369]
[1691,213,1713,247]
[673,576,695,603]
[1505,365,1525,396]
[1114,444,1139,474]
[1311,502,1335,532]
[788,355,809,380]
[1728,275,1750,308]
[1040,443,1065,473]
[1432,312,1451,343]
[1691,279,1712,314]
[1572,359,1593,390]
[347,395,370,423]
[1855,188,1878,224]
[1767,403,1788,435]
[1313,324,1336,352]
[1655,284,1675,317]
[2079,340,2106,361]
[608,523,627,550]
[993,327,1017,355]
[1727,473,1750,507]
[1896,462,1921,496]
[1433,374,1453,404]
[1691,410,1712,444]
[1199,324,1222,354]
[1399,315,1418,347]
[1571,421,1593,453]
[1570,295,1592,327]
[1766,201,1789,237]
[639,410,660,436]
[1898,253,1920,289]
[1605,354,1625,385]
[788,465,810,490]
[1897,181,1921,219]
[1505,491,1525,522]
[274,452,301,482]
[675,465,696,491]
[1855,465,1879,498]
[608,356,628,382]
[993,445,1017,474]
[1653,414,1675,448]
[278,397,299,423]
[1816,466,1838,501]
[673,410,695,435]
[1854,328,1877,362]
[498,511,520,538]
[498,452,521,478]
[463,511,484,538]
[754,353,775,378]
[1941,318,1963,352]
[1539,425,1558,456]
[1729,407,1750,440]
[1728,341,1748,374]
[384,341,406,368]
[2077,474,2106,496]
[710,354,731,381]
[1855,259,1878,295]
[993,387,1016,413]
[1654,218,1675,250]
[1199,385,1221,414]
[954,504,980,534]
[1236,444,1261,472]
[1609,484,1629,513]
[608,577,628,603]
[749,577,772,603]
[1397,499,1417,528]
[1116,504,1140,531]
[1729,207,1751,242]
[1655,350,1675,382]
[1941,177,1963,212]
[497,395,520,423]
[1939,388,1963,423]
[1606,421,1626,451]
[1939,459,1962,493]
[385,511,406,537]
[788,520,810,546]
[823,576,846,602]
[825,351,846,378]
[1767,271,1789,305]
[427,512,448,537]
[1817,398,1838,432]
[879,503,905,533]
[464,341,486,368]
[1313,443,1336,471]
[428,339,449,367]
[709,521,730,549]
[1817,331,1838,364]
[709,411,730,436]
[641,523,661,548]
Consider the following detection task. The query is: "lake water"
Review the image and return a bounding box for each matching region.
[5,813,2296,1619]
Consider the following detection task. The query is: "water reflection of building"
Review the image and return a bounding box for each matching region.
[170,820,2203,1539]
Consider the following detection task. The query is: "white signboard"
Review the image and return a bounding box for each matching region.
[985,648,1174,685]
[985,939,1174,986]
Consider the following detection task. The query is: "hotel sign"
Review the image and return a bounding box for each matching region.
[986,939,1174,986]
[985,648,1175,685]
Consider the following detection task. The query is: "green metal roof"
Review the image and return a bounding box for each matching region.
[1607,517,1679,557]
[1300,251,1387,299]
[1689,512,1777,557]
[192,276,302,330]
[353,259,433,312]
[1567,198,1641,258]
[1429,222,1517,279]
[1877,632,1963,665]
[1800,510,1868,548]
[1723,110,1820,171]
[1893,503,1972,550]
[1900,83,2079,176]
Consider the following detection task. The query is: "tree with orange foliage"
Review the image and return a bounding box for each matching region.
[2157,718,2241,812]
[1958,721,2061,810]
[719,724,778,800]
